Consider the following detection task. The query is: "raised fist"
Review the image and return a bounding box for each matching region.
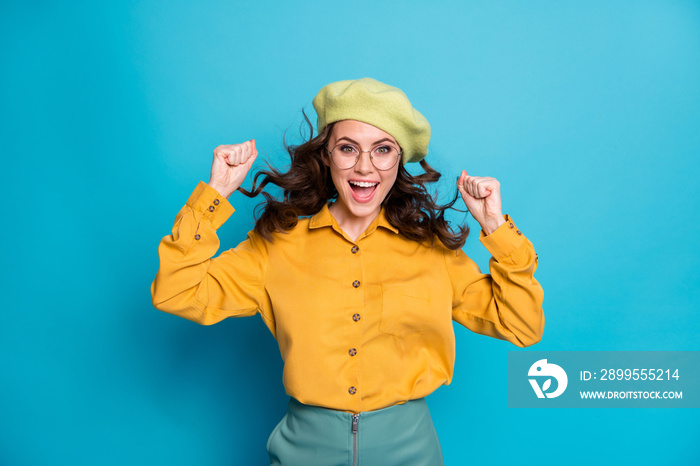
[207,139,258,199]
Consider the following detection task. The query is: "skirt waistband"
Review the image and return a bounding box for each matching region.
[288,396,426,419]
[267,397,444,465]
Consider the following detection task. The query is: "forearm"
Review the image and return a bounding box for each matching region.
[480,215,506,236]
[150,181,235,324]
[207,180,235,200]
[449,215,545,347]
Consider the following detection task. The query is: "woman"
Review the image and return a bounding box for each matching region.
[151,78,544,465]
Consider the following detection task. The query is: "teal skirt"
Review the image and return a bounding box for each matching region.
[266,397,444,466]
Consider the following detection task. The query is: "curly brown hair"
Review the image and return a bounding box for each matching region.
[237,111,469,250]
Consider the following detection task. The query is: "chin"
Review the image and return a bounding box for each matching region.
[348,203,381,218]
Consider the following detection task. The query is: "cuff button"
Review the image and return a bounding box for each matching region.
[194,234,201,240]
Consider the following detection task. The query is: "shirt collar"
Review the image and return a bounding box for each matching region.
[309,203,399,235]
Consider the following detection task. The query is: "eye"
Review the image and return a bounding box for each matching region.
[339,144,358,154]
[373,145,394,155]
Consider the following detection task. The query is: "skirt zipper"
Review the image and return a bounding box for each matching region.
[352,413,359,466]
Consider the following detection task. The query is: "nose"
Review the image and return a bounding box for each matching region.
[354,150,374,174]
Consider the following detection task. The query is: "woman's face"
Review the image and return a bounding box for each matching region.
[324,119,401,225]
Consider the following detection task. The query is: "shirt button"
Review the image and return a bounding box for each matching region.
[194,234,201,240]
[351,246,359,254]
[516,230,522,235]
[213,199,220,205]
[352,280,360,288]
[348,348,357,356]
[208,205,215,212]
[348,386,357,395]
[352,313,361,322]
[509,222,515,229]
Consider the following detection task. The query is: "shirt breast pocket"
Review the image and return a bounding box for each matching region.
[379,283,431,338]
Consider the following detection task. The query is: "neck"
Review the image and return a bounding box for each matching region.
[329,202,380,242]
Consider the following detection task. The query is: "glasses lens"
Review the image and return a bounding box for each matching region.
[329,143,401,170]
[371,145,400,170]
[331,144,360,169]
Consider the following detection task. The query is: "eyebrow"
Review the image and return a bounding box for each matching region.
[335,136,397,146]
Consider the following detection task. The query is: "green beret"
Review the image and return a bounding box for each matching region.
[312,78,431,164]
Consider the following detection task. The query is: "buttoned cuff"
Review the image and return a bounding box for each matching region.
[186,181,235,229]
[479,214,527,262]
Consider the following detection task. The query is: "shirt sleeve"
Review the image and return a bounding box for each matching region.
[444,214,544,347]
[150,181,271,327]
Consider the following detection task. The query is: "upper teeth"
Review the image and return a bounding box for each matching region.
[350,181,378,187]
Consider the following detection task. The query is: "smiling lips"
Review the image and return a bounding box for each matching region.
[349,180,379,202]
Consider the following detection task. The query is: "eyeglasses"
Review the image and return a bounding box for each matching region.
[326,143,402,171]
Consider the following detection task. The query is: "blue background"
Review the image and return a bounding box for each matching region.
[2,1,699,464]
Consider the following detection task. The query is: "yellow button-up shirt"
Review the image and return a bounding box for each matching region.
[151,181,544,413]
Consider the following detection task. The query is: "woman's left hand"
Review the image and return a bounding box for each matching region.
[457,170,505,235]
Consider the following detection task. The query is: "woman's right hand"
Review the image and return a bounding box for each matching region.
[207,139,258,199]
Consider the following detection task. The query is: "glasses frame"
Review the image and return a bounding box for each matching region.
[325,143,403,171]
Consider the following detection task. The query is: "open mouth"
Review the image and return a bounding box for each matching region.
[348,180,379,202]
